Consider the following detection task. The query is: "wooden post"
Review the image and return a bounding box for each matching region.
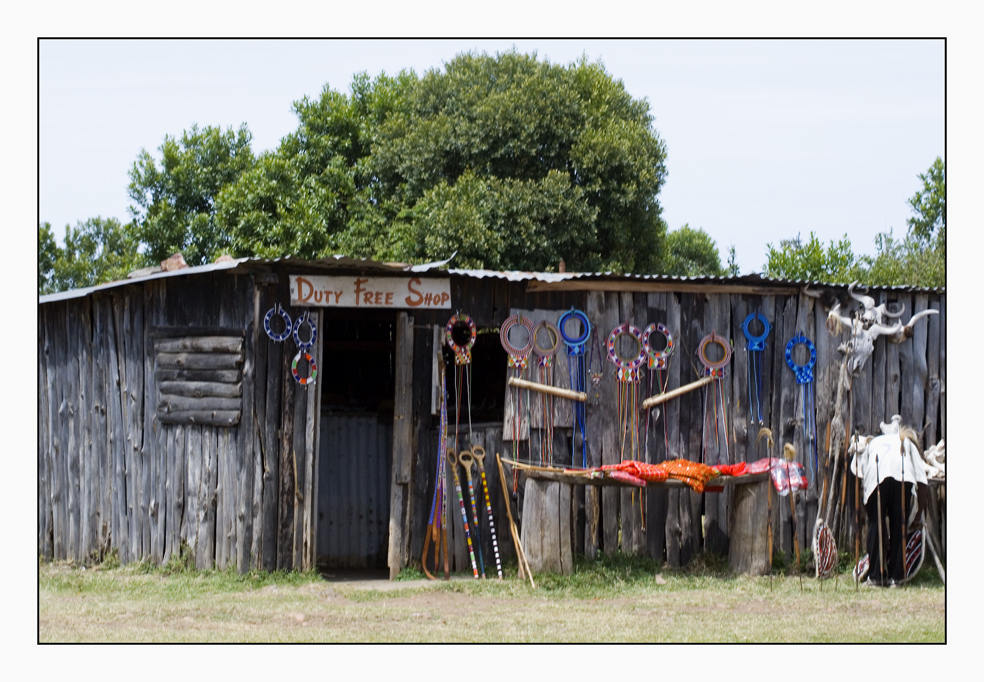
[388,312,414,579]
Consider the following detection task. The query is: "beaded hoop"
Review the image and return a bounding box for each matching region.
[292,310,317,350]
[642,322,675,369]
[500,314,535,356]
[785,333,817,384]
[742,312,771,352]
[291,350,318,386]
[446,313,477,365]
[607,322,647,368]
[263,304,292,342]
[558,309,591,356]
[698,331,732,377]
[532,320,561,368]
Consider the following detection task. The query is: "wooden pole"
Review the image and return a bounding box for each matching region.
[640,375,715,410]
[507,376,587,402]
[496,454,535,588]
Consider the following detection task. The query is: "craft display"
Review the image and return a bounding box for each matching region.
[785,332,819,481]
[607,321,647,461]
[263,303,292,342]
[423,364,450,580]
[496,453,536,588]
[642,322,675,461]
[741,312,771,425]
[472,447,503,579]
[559,308,591,468]
[446,313,477,454]
[501,313,535,470]
[290,350,318,386]
[532,320,561,465]
[457,450,486,578]
[448,450,480,579]
[698,331,732,465]
[587,327,604,406]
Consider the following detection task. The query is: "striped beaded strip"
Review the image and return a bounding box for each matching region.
[291,350,318,386]
[447,450,479,579]
[446,313,477,366]
[642,322,674,369]
[263,304,292,342]
[293,310,317,350]
[472,447,503,579]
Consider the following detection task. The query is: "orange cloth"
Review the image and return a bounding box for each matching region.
[653,458,720,493]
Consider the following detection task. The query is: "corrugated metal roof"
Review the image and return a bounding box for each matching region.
[38,254,943,305]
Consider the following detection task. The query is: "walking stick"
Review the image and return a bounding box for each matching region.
[496,453,535,588]
[757,428,775,591]
[874,448,886,586]
[899,435,908,587]
[473,447,504,579]
[448,451,480,579]
[458,450,486,578]
[783,443,802,591]
[854,429,861,591]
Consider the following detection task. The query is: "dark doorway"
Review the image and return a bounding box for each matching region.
[316,312,395,569]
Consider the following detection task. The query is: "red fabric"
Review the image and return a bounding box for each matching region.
[598,460,669,483]
[710,462,748,477]
[607,470,647,487]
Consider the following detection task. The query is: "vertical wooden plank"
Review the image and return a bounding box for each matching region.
[65,301,82,561]
[291,355,306,570]
[644,291,668,563]
[38,308,53,560]
[902,294,929,438]
[95,297,115,558]
[558,482,573,574]
[123,290,146,561]
[591,292,621,554]
[144,281,164,564]
[196,428,216,569]
[388,312,414,578]
[678,292,707,565]
[663,291,684,567]
[773,295,800,559]
[870,292,889,437]
[236,280,260,572]
[795,294,819,532]
[939,296,945,441]
[729,294,751,464]
[80,298,100,561]
[617,291,643,555]
[185,425,202,564]
[885,294,903,420]
[249,292,268,569]
[702,293,732,557]
[924,296,942,447]
[109,294,129,563]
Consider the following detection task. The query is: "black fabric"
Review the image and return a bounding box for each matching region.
[864,479,913,583]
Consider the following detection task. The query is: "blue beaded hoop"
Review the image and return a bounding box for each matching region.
[263,304,292,342]
[742,312,771,351]
[558,309,591,356]
[642,322,675,369]
[785,333,817,384]
[293,310,317,350]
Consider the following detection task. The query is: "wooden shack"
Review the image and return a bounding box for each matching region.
[38,257,945,577]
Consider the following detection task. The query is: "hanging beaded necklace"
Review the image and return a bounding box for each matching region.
[642,322,675,462]
[742,312,771,425]
[558,308,591,468]
[532,320,561,465]
[785,332,819,484]
[698,331,732,465]
[500,313,535,468]
[607,321,647,462]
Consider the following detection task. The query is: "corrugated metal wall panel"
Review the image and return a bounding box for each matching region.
[317,413,392,568]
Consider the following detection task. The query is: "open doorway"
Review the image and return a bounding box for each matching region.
[316,311,395,571]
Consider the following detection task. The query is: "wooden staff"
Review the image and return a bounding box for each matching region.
[496,453,535,588]
[472,447,503,579]
[783,443,803,591]
[507,376,587,402]
[854,430,861,591]
[640,375,715,410]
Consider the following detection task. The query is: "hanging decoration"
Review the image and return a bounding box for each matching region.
[785,332,819,483]
[263,303,292,342]
[446,313,477,455]
[532,320,561,465]
[698,331,732,465]
[642,322,675,461]
[447,450,480,579]
[607,321,647,462]
[458,450,486,578]
[501,314,535,471]
[472,447,503,579]
[741,312,771,425]
[586,326,605,406]
[559,309,591,468]
[422,362,450,580]
[289,310,318,387]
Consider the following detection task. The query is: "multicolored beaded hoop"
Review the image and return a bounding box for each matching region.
[698,331,732,377]
[607,321,646,383]
[291,350,318,386]
[642,322,674,369]
[263,304,292,342]
[292,310,317,350]
[446,313,477,365]
[558,308,591,356]
[500,314,535,369]
[532,320,561,368]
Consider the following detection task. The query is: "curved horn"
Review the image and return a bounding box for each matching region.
[868,320,904,339]
[882,303,905,318]
[905,309,939,329]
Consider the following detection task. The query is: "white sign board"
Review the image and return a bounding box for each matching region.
[289,275,451,309]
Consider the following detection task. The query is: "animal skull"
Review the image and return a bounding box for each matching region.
[922,438,945,479]
[826,282,938,374]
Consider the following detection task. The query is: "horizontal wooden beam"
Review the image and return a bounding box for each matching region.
[158,395,243,413]
[150,326,245,338]
[525,280,800,296]
[154,336,244,354]
[157,410,241,427]
[155,368,242,383]
[158,381,243,398]
[156,352,243,370]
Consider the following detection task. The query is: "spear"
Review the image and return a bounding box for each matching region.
[783,443,803,591]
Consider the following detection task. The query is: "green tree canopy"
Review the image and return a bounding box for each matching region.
[662,224,726,277]
[41,217,146,294]
[128,123,255,266]
[907,156,945,241]
[763,232,866,283]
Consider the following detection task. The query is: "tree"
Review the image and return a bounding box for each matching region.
[367,51,669,273]
[907,156,945,241]
[44,217,146,293]
[662,224,726,277]
[128,123,255,266]
[39,222,58,293]
[763,232,867,283]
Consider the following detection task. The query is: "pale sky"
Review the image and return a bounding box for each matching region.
[39,38,944,274]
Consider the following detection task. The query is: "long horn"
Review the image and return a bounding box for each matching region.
[882,303,905,318]
[904,309,939,329]
[847,281,874,308]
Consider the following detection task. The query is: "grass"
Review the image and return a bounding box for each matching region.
[38,552,945,643]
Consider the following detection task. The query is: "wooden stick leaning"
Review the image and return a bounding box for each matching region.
[507,376,587,402]
[496,453,535,588]
[641,375,715,410]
